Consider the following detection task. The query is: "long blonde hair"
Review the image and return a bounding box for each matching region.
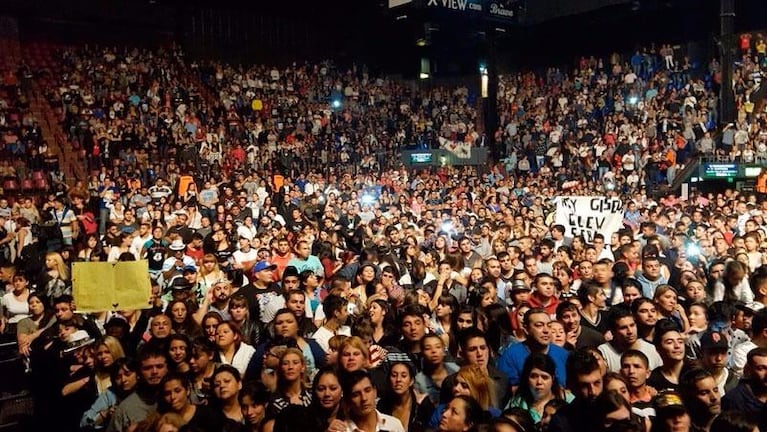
[455,365,494,409]
[46,252,70,281]
[277,347,310,391]
[199,254,221,277]
[99,336,126,363]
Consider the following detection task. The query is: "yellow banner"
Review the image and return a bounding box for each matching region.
[72,261,153,312]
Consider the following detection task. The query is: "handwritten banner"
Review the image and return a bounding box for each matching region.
[554,197,624,243]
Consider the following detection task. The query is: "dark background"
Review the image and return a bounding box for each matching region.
[0,0,765,76]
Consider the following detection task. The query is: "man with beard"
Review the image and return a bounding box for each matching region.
[107,348,169,432]
[548,349,604,432]
[680,368,721,432]
[722,347,767,431]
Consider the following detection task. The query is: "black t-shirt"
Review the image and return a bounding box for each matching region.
[186,404,224,432]
[145,239,168,271]
[647,368,679,392]
[575,325,607,350]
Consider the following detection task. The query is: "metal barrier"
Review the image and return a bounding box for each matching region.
[0,340,32,432]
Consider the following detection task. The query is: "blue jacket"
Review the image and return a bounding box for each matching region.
[81,388,119,429]
[496,342,569,388]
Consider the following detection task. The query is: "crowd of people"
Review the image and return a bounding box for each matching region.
[0,30,766,432]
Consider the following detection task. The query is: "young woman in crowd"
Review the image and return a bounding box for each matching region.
[415,334,459,404]
[215,321,256,379]
[80,358,138,430]
[239,383,270,432]
[714,260,752,303]
[167,334,192,374]
[3,273,30,334]
[201,311,224,343]
[505,353,573,424]
[77,234,104,262]
[508,302,530,345]
[92,336,125,394]
[378,361,435,432]
[686,302,708,335]
[484,303,514,355]
[271,309,323,375]
[267,347,312,417]
[431,294,458,351]
[189,337,218,404]
[653,285,689,333]
[211,364,245,431]
[16,292,55,357]
[166,300,203,340]
[434,395,486,432]
[430,365,499,428]
[199,254,227,294]
[307,367,344,431]
[42,251,71,301]
[228,293,261,346]
[368,298,398,346]
[159,372,221,430]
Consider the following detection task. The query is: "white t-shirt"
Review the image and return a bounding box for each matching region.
[312,325,351,353]
[345,412,405,432]
[598,339,663,373]
[233,248,258,267]
[219,343,256,377]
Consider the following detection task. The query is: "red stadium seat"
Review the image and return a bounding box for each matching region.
[2,180,18,192]
[34,179,49,191]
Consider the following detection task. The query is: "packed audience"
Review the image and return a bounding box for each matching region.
[0,34,765,432]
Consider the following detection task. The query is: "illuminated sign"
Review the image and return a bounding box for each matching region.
[410,153,433,164]
[703,163,738,179]
[426,0,483,12]
[745,166,763,177]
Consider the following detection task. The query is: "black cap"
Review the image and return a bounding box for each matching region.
[170,277,192,291]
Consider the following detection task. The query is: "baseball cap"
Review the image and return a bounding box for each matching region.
[181,265,197,274]
[654,390,686,416]
[253,261,277,273]
[699,330,728,351]
[282,266,299,278]
[510,279,530,292]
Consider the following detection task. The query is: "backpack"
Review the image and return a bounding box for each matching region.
[79,211,97,236]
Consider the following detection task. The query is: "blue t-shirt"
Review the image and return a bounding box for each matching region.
[496,342,569,388]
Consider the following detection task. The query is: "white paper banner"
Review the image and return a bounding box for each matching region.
[554,196,624,243]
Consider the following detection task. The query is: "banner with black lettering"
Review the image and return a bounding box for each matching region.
[554,197,624,243]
